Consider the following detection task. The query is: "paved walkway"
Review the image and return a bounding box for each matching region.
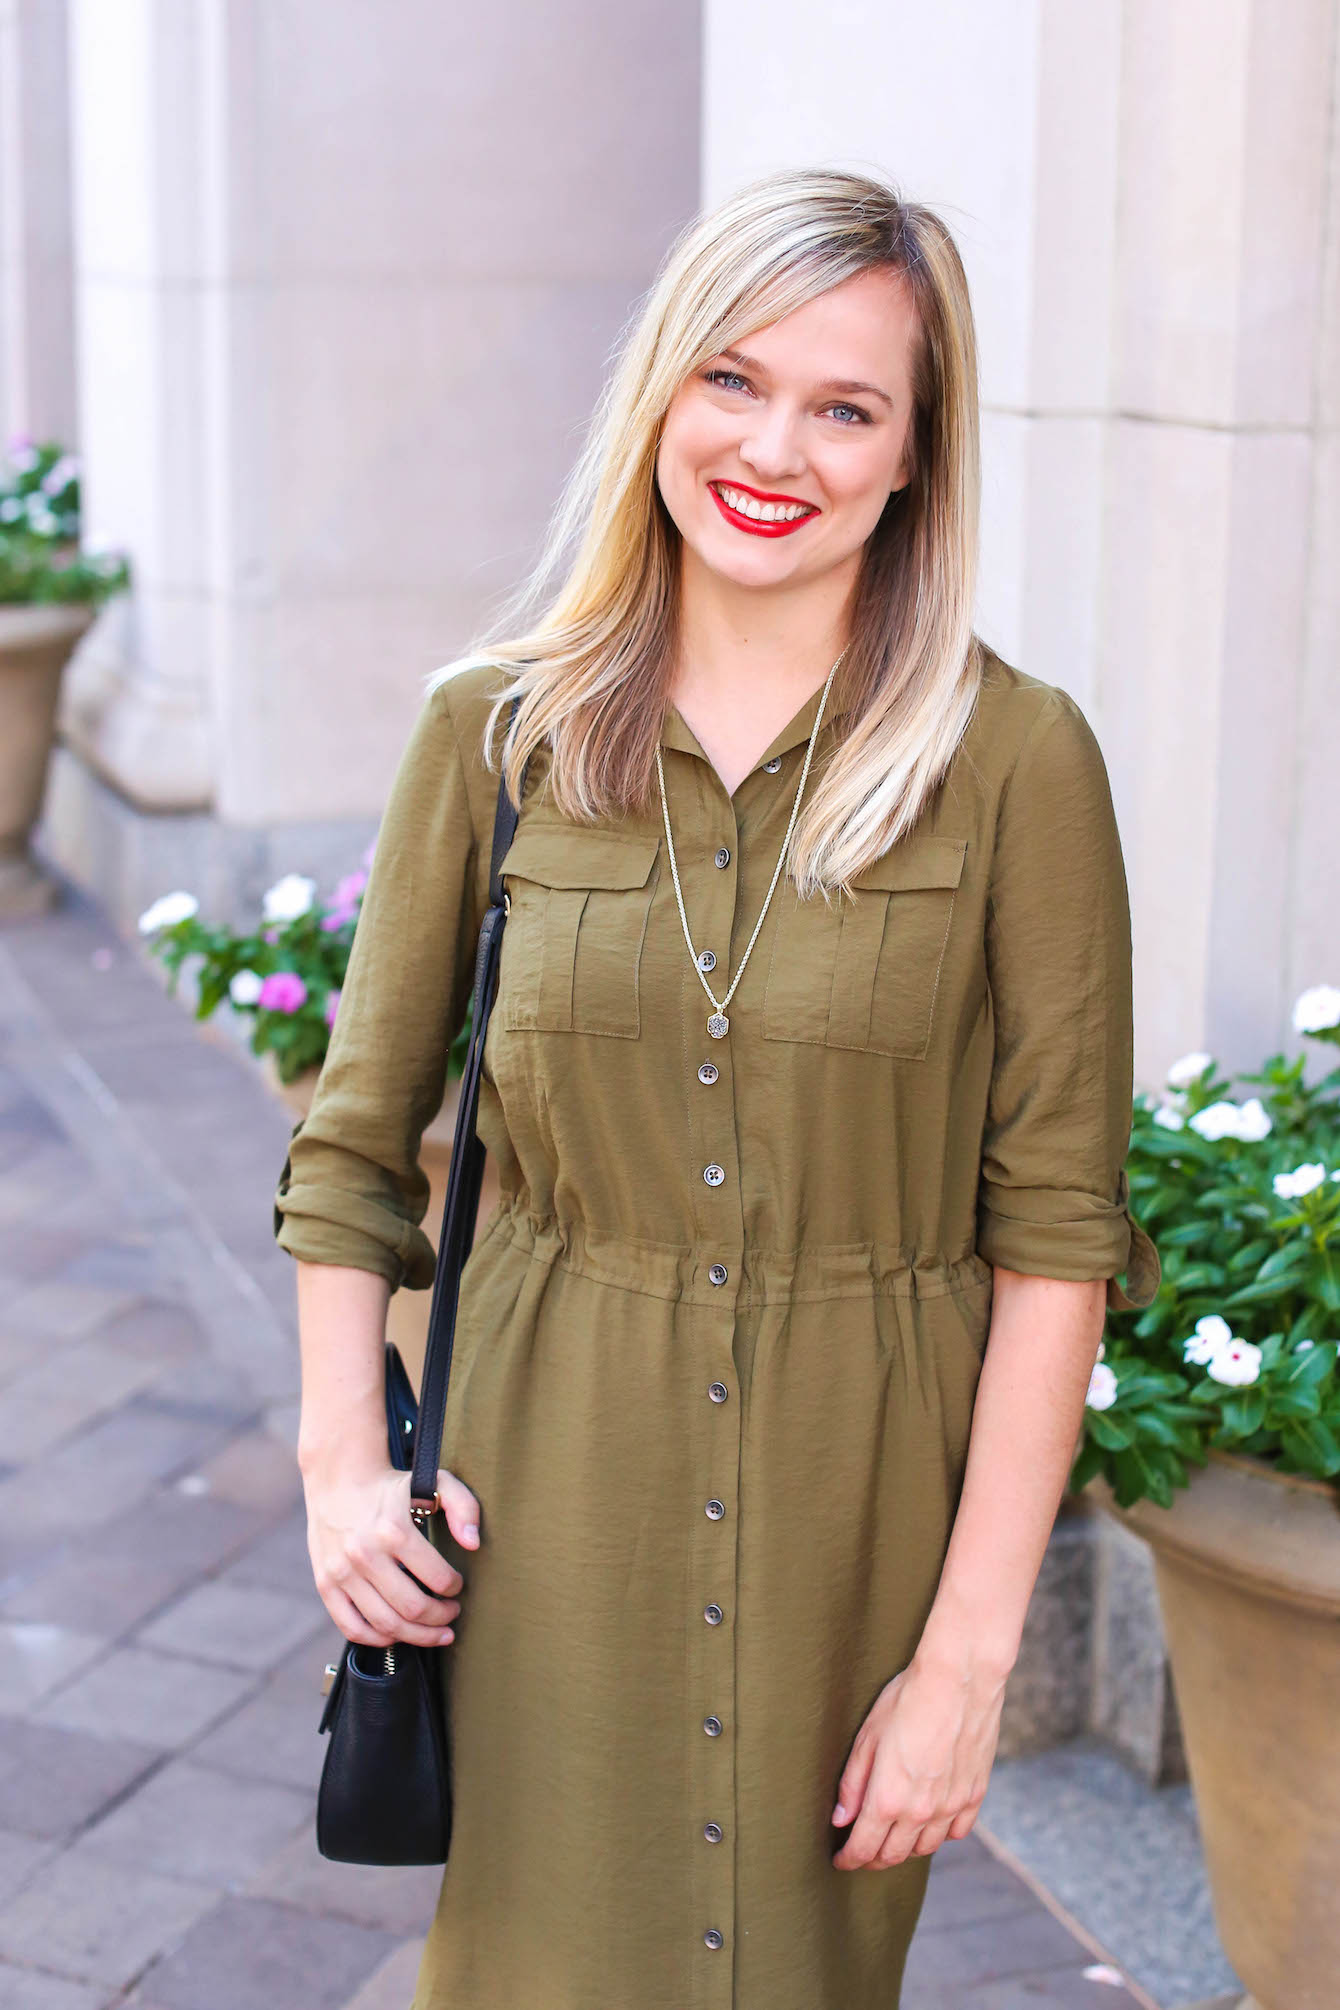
[0,885,1160,2009]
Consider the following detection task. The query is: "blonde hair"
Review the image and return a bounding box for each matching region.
[427,165,984,898]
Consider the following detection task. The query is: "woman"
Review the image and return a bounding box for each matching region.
[274,165,1160,2009]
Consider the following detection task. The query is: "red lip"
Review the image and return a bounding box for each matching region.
[708,479,819,539]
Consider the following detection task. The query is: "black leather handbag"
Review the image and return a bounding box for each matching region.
[315,703,526,1865]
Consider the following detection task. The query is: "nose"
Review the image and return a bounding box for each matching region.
[736,401,808,484]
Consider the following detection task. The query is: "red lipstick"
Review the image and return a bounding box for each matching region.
[708,478,819,539]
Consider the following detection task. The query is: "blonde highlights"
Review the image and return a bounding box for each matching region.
[427,165,984,897]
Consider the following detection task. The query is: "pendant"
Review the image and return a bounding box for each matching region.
[707,1012,729,1040]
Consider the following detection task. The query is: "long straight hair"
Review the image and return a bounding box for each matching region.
[427,166,984,898]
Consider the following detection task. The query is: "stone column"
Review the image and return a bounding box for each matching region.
[0,0,78,447]
[46,0,700,924]
[703,0,1340,1082]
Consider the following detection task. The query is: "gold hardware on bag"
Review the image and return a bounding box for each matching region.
[321,1661,339,1696]
[409,1491,440,1530]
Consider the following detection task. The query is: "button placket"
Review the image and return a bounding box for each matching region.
[674,782,742,1981]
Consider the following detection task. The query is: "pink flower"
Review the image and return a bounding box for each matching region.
[262,926,281,944]
[258,971,308,1014]
[332,869,367,907]
[325,988,341,1028]
[319,903,358,933]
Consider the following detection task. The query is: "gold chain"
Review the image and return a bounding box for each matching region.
[655,645,849,1041]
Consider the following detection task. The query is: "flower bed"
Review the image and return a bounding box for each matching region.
[1077,985,1340,1508]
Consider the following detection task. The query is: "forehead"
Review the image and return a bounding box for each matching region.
[721,269,917,382]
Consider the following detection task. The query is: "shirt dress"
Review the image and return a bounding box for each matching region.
[273,642,1161,2010]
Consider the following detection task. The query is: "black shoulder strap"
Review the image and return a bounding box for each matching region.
[409,696,527,1512]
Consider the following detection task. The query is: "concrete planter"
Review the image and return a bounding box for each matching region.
[1089,1451,1340,2010]
[0,602,96,919]
[267,1058,499,1396]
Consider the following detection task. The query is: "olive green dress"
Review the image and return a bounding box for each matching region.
[273,644,1160,2010]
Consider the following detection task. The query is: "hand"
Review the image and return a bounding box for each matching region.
[303,1459,482,1650]
[830,1653,1005,1869]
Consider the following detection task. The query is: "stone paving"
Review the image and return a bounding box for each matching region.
[0,884,1160,2009]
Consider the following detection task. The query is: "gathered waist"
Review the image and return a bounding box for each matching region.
[468,1194,993,1310]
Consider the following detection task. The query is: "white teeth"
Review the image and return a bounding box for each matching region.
[716,484,812,523]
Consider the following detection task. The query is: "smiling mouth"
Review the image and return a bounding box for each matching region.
[708,480,820,538]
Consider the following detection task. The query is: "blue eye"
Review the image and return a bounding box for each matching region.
[704,369,748,393]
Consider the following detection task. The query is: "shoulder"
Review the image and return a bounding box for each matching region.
[959,641,1110,797]
[422,659,513,763]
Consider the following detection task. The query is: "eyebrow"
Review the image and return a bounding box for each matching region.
[718,347,894,410]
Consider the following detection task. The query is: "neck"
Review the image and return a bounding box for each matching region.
[669,543,855,715]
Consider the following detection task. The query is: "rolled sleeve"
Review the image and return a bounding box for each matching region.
[272,679,484,1292]
[975,690,1161,1312]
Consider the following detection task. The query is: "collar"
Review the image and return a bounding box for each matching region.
[660,676,857,769]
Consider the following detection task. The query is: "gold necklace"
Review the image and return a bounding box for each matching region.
[655,645,849,1041]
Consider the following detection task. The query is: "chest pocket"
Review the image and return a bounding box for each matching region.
[762,834,967,1060]
[498,824,661,1038]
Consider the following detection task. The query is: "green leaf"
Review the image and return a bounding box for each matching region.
[1218,1391,1267,1437]
[1084,1410,1134,1451]
[1279,1418,1340,1477]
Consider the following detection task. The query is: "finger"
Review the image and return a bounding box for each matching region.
[364,1551,461,1631]
[875,1817,930,1867]
[833,1806,892,1870]
[395,1521,465,1598]
[832,1735,877,1832]
[910,1816,955,1857]
[437,1468,482,1548]
[324,1583,392,1649]
[341,1583,455,1653]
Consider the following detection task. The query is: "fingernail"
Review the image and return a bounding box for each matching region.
[463,1523,479,1544]
[832,1804,848,1824]
[439,1629,454,1643]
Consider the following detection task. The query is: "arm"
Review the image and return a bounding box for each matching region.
[833,689,1161,1870]
[276,678,494,1647]
[916,1267,1105,1684]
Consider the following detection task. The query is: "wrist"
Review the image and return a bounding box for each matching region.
[297,1423,387,1485]
[914,1601,1020,1690]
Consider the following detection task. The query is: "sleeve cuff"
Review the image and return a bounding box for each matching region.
[976,1170,1161,1311]
[272,1115,439,1292]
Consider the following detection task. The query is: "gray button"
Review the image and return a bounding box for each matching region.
[704,1928,724,1950]
[697,948,716,973]
[703,1163,725,1187]
[704,1823,723,1843]
[697,1061,719,1085]
[704,1603,723,1625]
[762,756,783,773]
[705,1498,725,1519]
[703,1714,722,1735]
[714,846,730,869]
[708,1379,729,1400]
[708,1265,728,1288]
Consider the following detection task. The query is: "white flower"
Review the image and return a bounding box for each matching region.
[40,453,79,494]
[261,873,317,923]
[137,890,199,934]
[1184,1314,1234,1366]
[1086,1361,1118,1411]
[1188,1098,1272,1143]
[1207,1338,1263,1387]
[1293,984,1340,1034]
[1152,1104,1186,1131]
[1236,1097,1272,1142]
[228,968,264,1007]
[1095,1340,1105,1362]
[1273,1163,1328,1201]
[1295,1338,1316,1353]
[1167,1050,1213,1089]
